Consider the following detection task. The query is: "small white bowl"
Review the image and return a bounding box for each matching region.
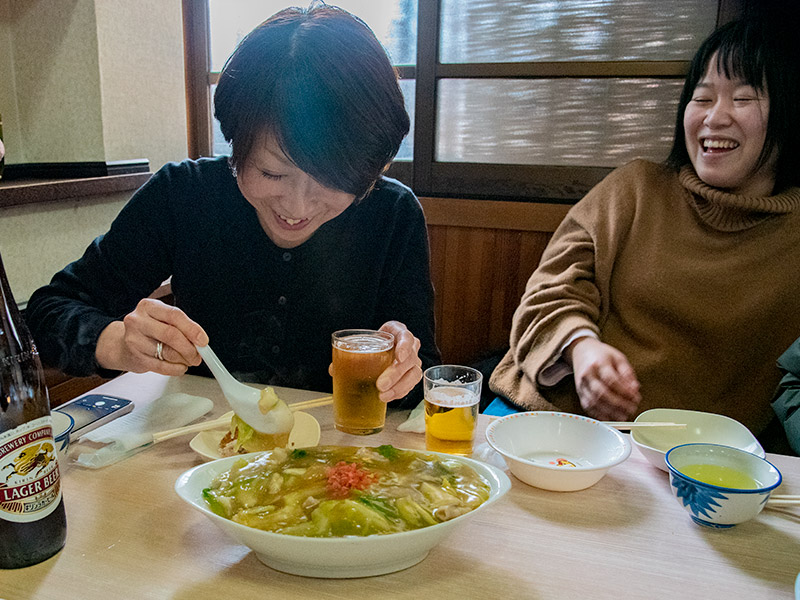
[486,411,631,492]
[175,448,510,578]
[632,408,765,472]
[51,410,74,463]
[665,443,781,528]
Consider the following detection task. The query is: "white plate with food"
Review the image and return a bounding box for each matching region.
[190,411,321,461]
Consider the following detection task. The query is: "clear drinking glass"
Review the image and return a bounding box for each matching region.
[331,329,395,435]
[424,365,482,456]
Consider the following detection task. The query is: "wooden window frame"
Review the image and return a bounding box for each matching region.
[182,0,746,203]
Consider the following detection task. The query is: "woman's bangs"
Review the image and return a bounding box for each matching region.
[712,39,766,93]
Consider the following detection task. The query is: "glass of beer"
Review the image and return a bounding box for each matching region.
[331,329,395,435]
[424,365,482,456]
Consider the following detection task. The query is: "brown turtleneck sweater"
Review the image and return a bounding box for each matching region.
[490,159,800,436]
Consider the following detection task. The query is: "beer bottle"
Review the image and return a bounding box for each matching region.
[0,250,67,569]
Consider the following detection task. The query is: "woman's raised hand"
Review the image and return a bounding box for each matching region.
[567,336,641,421]
[327,320,423,402]
[95,298,208,376]
[374,320,423,402]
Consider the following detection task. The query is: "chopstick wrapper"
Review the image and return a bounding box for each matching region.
[74,393,214,468]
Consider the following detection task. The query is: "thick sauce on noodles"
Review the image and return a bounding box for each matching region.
[203,445,491,537]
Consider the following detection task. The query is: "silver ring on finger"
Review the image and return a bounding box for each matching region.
[155,341,165,361]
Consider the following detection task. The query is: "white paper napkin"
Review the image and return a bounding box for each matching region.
[397,400,425,433]
[74,392,213,468]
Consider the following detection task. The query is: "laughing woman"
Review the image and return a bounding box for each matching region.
[490,19,800,449]
[25,5,439,407]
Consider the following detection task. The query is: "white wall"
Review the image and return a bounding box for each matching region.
[0,0,22,164]
[95,0,188,170]
[4,0,105,163]
[0,195,130,305]
[0,0,187,170]
[0,0,189,303]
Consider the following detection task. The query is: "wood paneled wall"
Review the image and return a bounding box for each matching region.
[421,198,571,366]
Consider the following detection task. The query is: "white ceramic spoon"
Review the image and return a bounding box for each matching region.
[195,344,294,434]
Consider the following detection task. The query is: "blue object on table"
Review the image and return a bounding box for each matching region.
[483,396,522,416]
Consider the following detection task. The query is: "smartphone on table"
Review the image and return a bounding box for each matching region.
[54,394,134,438]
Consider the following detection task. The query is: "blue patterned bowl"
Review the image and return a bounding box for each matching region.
[666,443,781,528]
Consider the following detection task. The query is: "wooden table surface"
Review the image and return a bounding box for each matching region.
[4,372,800,600]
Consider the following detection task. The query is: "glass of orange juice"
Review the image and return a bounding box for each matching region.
[331,329,395,435]
[424,365,482,456]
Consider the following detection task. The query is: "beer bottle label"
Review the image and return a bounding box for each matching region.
[0,416,63,523]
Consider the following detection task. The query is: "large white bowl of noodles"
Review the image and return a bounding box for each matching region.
[175,446,510,578]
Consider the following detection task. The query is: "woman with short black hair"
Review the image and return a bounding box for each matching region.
[27,5,438,407]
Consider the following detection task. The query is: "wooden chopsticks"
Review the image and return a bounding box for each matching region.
[605,422,687,430]
[766,495,800,506]
[152,414,233,443]
[287,396,333,411]
[484,414,686,430]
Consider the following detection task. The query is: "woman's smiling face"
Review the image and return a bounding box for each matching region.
[236,134,356,248]
[683,56,777,197]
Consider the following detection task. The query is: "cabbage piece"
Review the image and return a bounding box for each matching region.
[228,414,290,453]
[280,485,328,510]
[264,472,283,495]
[279,520,321,537]
[231,415,255,453]
[434,503,472,521]
[234,501,302,530]
[395,497,438,528]
[280,502,333,537]
[202,488,234,518]
[227,474,268,508]
[312,499,396,536]
[280,498,396,537]
[419,481,461,507]
[357,495,400,521]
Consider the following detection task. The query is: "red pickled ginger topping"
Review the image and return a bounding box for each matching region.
[325,461,377,498]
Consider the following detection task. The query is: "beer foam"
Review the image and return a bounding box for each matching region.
[336,335,393,353]
[426,386,478,408]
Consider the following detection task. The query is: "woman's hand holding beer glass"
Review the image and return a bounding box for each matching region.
[330,321,423,435]
[374,321,423,402]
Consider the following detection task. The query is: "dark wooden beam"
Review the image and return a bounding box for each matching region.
[182,0,212,158]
